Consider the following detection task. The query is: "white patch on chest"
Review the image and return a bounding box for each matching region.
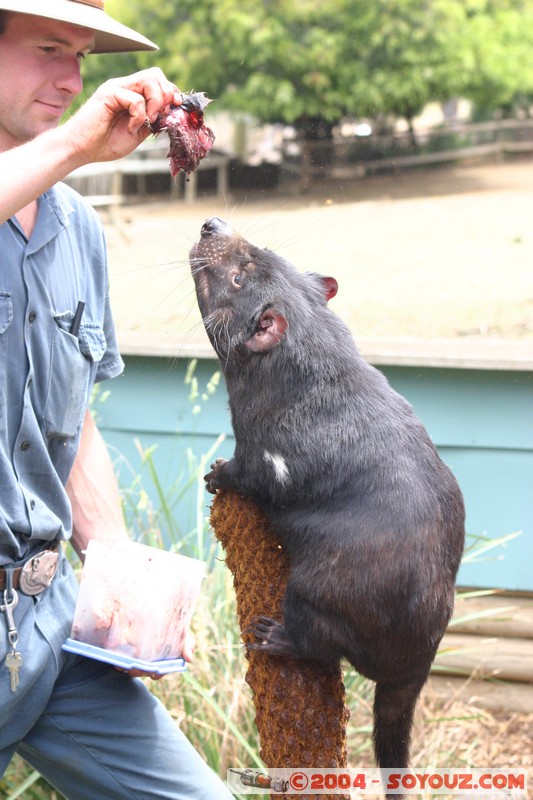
[263,451,290,485]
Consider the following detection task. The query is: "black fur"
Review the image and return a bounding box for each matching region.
[190,217,465,778]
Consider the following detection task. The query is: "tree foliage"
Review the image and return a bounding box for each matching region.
[461,0,533,114]
[77,0,533,135]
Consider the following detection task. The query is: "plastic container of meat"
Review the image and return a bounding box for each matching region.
[62,540,206,672]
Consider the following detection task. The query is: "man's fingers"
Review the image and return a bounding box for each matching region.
[64,68,184,165]
[115,666,164,680]
[112,68,181,125]
[98,86,149,133]
[181,630,196,663]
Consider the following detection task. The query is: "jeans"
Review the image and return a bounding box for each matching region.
[0,551,233,799]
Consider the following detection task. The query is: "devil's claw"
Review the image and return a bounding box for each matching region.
[203,458,228,494]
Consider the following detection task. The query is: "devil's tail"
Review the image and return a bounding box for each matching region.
[373,679,426,797]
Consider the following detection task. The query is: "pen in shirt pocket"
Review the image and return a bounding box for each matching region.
[70,301,85,337]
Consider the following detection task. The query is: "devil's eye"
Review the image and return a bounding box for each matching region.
[232,273,242,287]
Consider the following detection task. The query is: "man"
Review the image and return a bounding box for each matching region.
[0,3,234,798]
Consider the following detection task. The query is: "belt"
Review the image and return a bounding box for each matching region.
[0,544,60,596]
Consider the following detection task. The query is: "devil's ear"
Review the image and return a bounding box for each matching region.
[306,272,338,301]
[245,309,288,352]
[320,276,338,301]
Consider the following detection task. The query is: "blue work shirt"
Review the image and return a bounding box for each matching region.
[0,183,124,565]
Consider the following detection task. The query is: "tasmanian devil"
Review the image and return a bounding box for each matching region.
[190,217,465,774]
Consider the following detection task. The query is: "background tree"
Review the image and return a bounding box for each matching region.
[460,0,533,117]
[78,0,533,139]
[341,0,473,145]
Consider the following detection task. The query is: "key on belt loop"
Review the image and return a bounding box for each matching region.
[4,566,14,605]
[1,568,19,649]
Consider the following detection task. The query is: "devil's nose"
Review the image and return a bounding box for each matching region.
[201,217,231,237]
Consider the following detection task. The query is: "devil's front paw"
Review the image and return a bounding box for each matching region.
[204,458,228,494]
[244,615,300,658]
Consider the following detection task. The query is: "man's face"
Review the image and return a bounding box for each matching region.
[0,13,95,149]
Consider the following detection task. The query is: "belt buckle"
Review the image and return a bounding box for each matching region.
[20,549,59,596]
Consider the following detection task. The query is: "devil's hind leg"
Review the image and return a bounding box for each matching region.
[245,581,344,663]
[244,615,302,657]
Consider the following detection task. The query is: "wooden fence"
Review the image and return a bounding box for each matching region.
[281,117,533,185]
[63,117,533,203]
[64,137,229,207]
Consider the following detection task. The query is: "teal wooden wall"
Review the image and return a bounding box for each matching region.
[96,355,533,592]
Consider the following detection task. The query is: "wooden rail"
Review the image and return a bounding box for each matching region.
[64,150,230,207]
[117,331,533,372]
[282,117,533,186]
[430,593,533,713]
[282,140,533,185]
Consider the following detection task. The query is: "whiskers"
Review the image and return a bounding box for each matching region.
[201,308,232,367]
[112,254,191,284]
[189,256,209,280]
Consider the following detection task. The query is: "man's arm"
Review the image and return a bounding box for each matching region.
[66,410,196,667]
[0,67,181,224]
[66,409,128,562]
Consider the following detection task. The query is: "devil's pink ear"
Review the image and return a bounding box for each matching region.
[321,277,338,301]
[245,309,288,352]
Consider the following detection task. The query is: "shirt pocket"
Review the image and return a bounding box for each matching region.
[0,292,13,407]
[43,314,107,439]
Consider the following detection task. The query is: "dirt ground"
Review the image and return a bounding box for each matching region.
[346,692,532,799]
[103,156,533,349]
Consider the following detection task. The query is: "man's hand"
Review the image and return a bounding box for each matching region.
[0,67,183,224]
[117,631,196,681]
[63,67,182,165]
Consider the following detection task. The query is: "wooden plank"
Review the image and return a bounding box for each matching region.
[115,332,533,371]
[433,633,533,683]
[65,152,230,203]
[426,675,533,714]
[450,594,533,639]
[66,152,229,178]
[323,143,504,181]
[357,337,533,371]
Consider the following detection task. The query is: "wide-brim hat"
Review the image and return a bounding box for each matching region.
[0,0,158,53]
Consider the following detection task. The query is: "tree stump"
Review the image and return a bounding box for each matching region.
[210,490,350,800]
